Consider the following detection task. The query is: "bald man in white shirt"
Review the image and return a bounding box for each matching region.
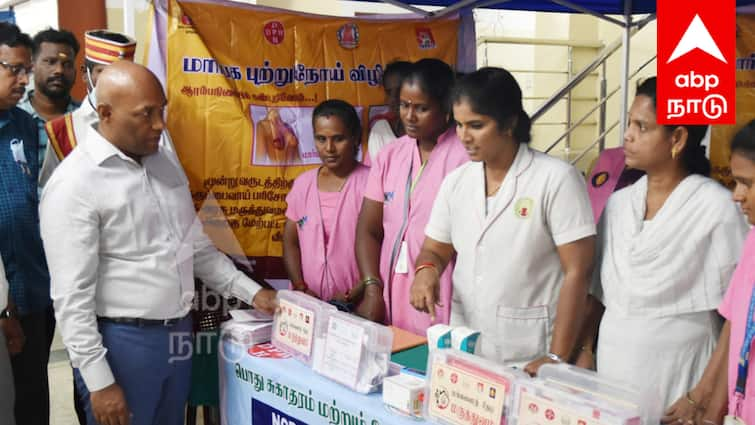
[40,61,276,425]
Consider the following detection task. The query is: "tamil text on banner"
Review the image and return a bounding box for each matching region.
[166,0,459,262]
[710,13,755,186]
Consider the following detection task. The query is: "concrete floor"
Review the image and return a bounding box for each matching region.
[49,358,79,425]
[49,328,78,425]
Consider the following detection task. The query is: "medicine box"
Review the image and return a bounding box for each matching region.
[383,371,426,416]
[427,324,453,351]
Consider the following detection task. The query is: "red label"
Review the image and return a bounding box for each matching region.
[248,343,290,359]
[416,27,436,49]
[263,21,284,45]
[657,0,735,124]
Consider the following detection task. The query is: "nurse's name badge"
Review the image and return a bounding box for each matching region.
[591,171,609,188]
[514,198,533,218]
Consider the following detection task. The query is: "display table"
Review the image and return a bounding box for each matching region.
[219,338,424,425]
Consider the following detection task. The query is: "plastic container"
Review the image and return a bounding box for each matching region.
[271,290,336,366]
[424,349,526,425]
[512,363,656,425]
[312,311,393,394]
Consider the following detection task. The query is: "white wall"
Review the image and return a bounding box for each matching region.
[9,0,58,35]
[597,16,657,149]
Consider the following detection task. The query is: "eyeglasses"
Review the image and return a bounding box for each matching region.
[0,61,32,77]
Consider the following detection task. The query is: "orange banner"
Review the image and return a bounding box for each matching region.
[166,0,459,259]
[710,14,755,187]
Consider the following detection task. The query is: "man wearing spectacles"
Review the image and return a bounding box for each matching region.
[18,29,80,189]
[0,22,53,425]
[0,61,31,77]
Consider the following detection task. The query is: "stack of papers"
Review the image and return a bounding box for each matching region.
[229,309,274,323]
[221,309,274,346]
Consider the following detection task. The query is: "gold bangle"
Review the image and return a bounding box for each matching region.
[360,276,383,288]
[685,392,698,407]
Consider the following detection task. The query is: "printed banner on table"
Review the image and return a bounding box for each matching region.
[166,0,459,257]
[710,14,755,186]
[222,340,421,425]
[252,399,305,425]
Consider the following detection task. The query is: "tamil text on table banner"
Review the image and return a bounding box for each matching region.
[219,340,420,425]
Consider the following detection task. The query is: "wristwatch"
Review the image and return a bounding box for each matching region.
[0,308,14,319]
[546,352,565,363]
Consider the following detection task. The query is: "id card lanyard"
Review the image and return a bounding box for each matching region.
[733,283,755,418]
[386,155,427,322]
[395,160,427,274]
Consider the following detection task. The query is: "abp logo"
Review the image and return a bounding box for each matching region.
[657,0,735,124]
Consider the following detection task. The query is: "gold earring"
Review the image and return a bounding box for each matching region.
[671,148,678,160]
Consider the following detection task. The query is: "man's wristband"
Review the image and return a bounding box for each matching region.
[546,352,565,363]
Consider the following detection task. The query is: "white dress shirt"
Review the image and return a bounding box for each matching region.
[40,125,263,392]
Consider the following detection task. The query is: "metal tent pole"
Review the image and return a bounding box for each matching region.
[377,0,431,16]
[619,0,632,145]
[551,0,625,26]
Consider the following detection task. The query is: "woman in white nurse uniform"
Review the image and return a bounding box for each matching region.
[410,68,596,375]
[578,77,748,413]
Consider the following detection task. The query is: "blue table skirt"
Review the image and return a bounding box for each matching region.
[219,338,425,425]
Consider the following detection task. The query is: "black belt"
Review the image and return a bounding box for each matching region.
[97,316,186,327]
